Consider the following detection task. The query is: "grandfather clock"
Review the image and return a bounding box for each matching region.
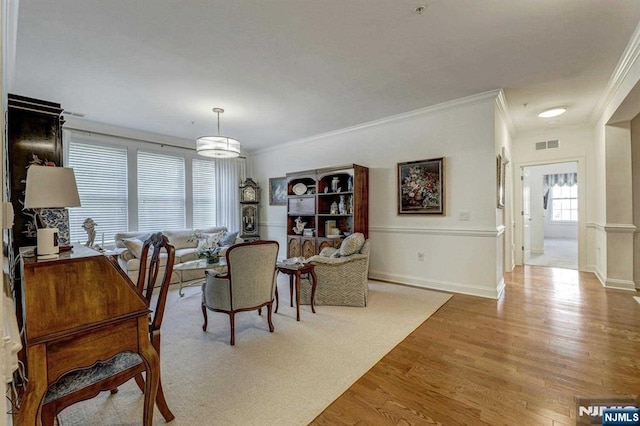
[239,178,260,242]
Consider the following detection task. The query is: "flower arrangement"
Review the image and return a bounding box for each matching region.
[189,231,222,264]
[401,165,440,208]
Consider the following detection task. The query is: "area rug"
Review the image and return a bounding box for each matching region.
[58,279,451,425]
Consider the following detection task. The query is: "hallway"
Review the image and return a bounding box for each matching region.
[525,238,578,270]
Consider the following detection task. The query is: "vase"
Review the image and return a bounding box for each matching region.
[330,201,338,214]
[331,177,339,192]
[339,195,346,214]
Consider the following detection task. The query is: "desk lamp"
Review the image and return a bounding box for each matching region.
[24,165,81,259]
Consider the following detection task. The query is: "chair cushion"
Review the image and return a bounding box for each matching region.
[339,233,366,257]
[44,352,142,404]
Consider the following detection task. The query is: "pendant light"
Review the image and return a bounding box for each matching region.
[196,107,241,158]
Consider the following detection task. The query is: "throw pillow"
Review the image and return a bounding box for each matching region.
[319,247,338,258]
[122,238,144,259]
[219,231,239,247]
[339,232,365,257]
[197,231,224,250]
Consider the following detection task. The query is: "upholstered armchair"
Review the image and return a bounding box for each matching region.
[202,240,279,345]
[300,233,370,307]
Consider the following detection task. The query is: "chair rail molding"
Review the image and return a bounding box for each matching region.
[369,225,504,238]
[603,223,637,233]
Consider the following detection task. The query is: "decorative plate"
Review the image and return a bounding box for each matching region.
[292,183,307,195]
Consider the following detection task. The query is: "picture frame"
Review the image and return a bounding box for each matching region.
[497,154,505,209]
[269,177,287,205]
[397,157,445,215]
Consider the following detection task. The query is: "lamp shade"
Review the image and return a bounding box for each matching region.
[24,166,81,208]
[196,135,241,158]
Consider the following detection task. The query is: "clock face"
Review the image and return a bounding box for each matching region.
[243,187,256,201]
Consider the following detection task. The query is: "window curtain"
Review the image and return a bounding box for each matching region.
[215,158,246,233]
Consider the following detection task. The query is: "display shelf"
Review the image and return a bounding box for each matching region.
[285,164,368,258]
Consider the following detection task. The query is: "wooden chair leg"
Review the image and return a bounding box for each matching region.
[289,275,294,307]
[155,377,175,422]
[134,373,145,392]
[40,403,57,426]
[267,302,274,332]
[229,313,235,346]
[202,303,208,331]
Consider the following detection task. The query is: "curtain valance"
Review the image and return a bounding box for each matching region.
[544,173,577,188]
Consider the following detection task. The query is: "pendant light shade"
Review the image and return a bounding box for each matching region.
[196,108,241,158]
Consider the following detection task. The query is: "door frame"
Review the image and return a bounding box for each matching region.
[514,157,586,270]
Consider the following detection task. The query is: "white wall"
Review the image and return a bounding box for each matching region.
[495,93,514,272]
[632,113,640,286]
[250,91,504,298]
[511,124,593,270]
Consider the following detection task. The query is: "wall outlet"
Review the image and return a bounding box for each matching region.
[458,210,470,221]
[417,252,425,261]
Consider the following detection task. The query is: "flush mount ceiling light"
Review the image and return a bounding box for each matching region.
[196,107,240,158]
[537,107,567,118]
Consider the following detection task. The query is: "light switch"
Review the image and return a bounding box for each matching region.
[458,210,470,221]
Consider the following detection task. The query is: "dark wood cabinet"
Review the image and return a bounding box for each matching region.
[6,95,65,257]
[286,164,368,258]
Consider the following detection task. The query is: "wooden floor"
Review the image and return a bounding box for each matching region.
[312,266,640,425]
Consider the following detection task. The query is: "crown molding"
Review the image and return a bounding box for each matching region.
[494,89,516,137]
[591,22,640,124]
[252,89,502,155]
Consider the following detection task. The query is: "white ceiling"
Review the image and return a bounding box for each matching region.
[12,1,640,152]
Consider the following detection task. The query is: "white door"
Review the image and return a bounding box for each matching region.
[522,168,532,263]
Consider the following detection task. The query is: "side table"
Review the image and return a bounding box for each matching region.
[275,262,317,321]
[174,259,228,296]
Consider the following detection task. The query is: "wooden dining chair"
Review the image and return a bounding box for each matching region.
[40,232,176,424]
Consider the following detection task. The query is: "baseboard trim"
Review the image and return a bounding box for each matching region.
[369,270,502,299]
[604,278,637,291]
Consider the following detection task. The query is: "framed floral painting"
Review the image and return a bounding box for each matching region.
[269,177,287,205]
[397,157,445,214]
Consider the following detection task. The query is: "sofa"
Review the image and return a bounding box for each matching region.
[299,233,370,307]
[114,226,242,286]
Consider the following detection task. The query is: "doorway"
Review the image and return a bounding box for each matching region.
[522,162,578,269]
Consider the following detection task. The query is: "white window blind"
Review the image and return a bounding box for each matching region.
[192,159,217,229]
[67,141,128,245]
[137,151,185,231]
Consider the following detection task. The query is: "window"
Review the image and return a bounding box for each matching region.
[67,141,128,244]
[192,159,217,228]
[551,184,578,222]
[137,151,185,231]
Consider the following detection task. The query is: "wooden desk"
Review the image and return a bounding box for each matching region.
[275,262,317,321]
[17,245,159,425]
